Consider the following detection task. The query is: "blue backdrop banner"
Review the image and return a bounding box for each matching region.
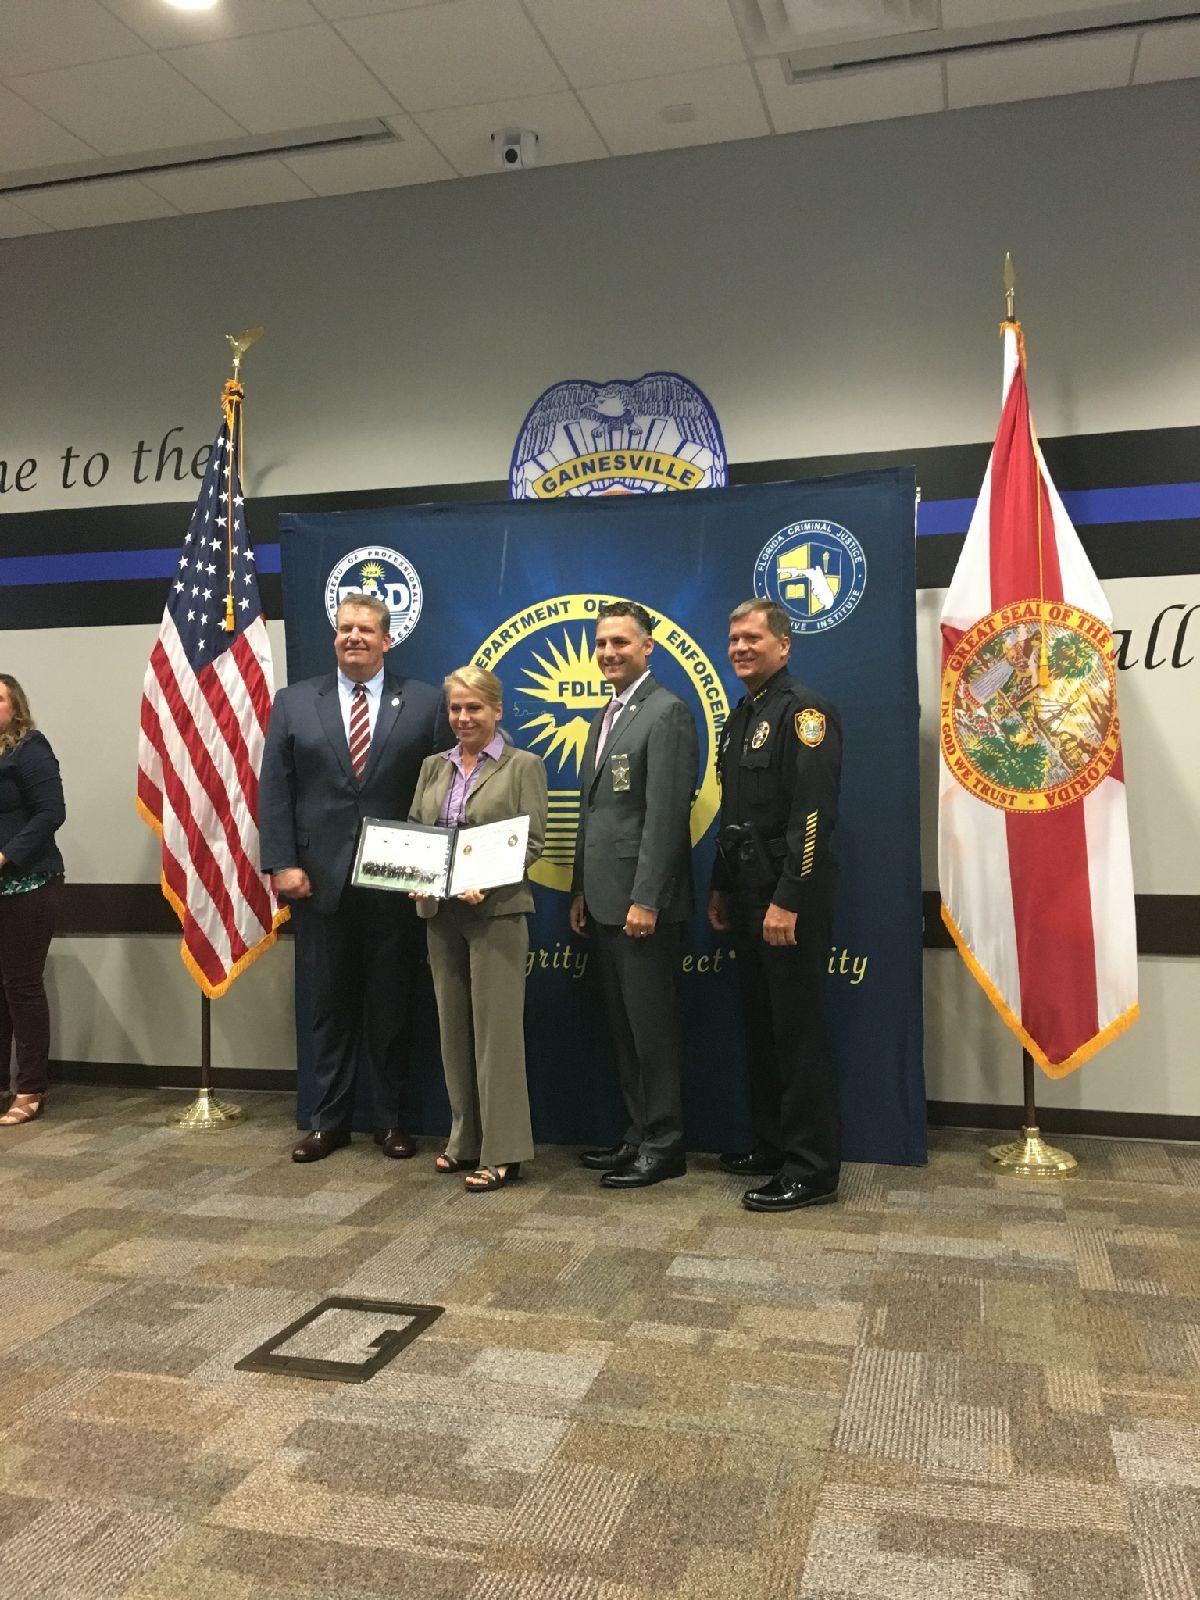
[278,468,926,1165]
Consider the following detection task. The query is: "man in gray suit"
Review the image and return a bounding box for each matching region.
[570,600,698,1188]
[259,593,446,1163]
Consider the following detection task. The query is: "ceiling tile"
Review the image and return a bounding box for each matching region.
[165,23,400,133]
[578,62,770,156]
[99,0,324,51]
[415,91,606,175]
[522,0,746,89]
[10,55,245,155]
[141,156,316,212]
[0,86,99,172]
[1134,19,1200,84]
[0,198,53,237]
[0,0,145,76]
[756,56,944,132]
[13,177,177,230]
[948,33,1136,108]
[336,0,565,111]
[283,113,454,192]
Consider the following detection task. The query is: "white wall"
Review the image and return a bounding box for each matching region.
[3,79,1197,1116]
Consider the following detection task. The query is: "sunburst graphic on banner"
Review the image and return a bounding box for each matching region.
[518,628,609,775]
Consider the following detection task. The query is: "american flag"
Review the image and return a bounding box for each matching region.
[137,380,286,997]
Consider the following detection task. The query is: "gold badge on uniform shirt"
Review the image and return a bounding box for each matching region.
[795,709,826,747]
[611,753,631,791]
[750,719,771,749]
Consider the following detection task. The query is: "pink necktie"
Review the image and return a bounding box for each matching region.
[349,683,370,780]
[596,696,621,760]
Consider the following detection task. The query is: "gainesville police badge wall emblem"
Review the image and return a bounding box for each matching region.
[324,546,423,645]
[472,595,728,892]
[754,519,867,634]
[509,372,727,500]
[940,599,1120,812]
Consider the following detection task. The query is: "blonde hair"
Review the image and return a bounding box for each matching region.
[444,665,503,708]
[0,674,35,756]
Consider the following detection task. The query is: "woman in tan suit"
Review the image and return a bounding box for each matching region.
[409,666,547,1192]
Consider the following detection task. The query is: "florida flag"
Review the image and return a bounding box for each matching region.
[938,323,1138,1075]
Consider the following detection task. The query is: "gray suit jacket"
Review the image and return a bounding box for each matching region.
[409,745,547,919]
[259,669,446,916]
[572,674,698,926]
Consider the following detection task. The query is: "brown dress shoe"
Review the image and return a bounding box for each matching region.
[375,1129,416,1160]
[292,1129,350,1163]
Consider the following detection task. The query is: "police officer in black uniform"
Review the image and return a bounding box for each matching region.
[708,599,842,1213]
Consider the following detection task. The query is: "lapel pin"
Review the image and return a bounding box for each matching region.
[391,696,400,707]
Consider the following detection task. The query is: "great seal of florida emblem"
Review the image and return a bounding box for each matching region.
[940,599,1120,812]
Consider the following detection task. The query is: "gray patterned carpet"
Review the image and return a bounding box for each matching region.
[1,1086,1198,1599]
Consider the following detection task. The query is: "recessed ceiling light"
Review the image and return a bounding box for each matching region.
[163,0,221,13]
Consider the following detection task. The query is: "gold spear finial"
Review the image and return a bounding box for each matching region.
[225,325,264,381]
[1003,253,1015,321]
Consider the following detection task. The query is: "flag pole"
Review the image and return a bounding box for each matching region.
[173,326,264,1133]
[981,257,1077,1177]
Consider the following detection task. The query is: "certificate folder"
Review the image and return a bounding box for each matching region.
[352,814,530,898]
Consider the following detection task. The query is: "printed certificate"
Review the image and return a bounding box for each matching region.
[448,815,530,896]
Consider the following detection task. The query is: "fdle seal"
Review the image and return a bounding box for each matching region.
[324,546,423,644]
[754,519,867,634]
[941,599,1119,812]
[472,594,728,892]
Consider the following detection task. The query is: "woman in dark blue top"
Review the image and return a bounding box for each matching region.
[0,675,66,1126]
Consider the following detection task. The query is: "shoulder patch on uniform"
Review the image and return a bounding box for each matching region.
[795,708,826,747]
[750,719,771,749]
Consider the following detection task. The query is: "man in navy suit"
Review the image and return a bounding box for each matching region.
[259,593,445,1163]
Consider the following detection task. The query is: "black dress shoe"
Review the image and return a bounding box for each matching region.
[375,1129,417,1160]
[740,1175,838,1213]
[601,1152,687,1189]
[579,1142,638,1172]
[719,1150,783,1177]
[291,1129,350,1163]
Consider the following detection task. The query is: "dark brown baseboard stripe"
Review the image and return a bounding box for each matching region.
[53,885,1200,956]
[926,1099,1199,1144]
[46,1062,1199,1144]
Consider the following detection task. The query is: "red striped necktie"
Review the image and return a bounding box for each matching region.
[349,682,371,780]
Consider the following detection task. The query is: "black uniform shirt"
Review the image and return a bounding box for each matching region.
[712,667,842,912]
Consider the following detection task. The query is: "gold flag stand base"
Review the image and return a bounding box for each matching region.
[988,1125,1077,1176]
[174,1087,243,1131]
[986,1050,1078,1176]
[172,996,244,1131]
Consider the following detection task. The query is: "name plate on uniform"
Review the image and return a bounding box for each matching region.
[353,815,529,898]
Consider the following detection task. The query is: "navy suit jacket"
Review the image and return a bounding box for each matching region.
[259,670,446,916]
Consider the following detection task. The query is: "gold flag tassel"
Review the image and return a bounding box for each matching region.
[999,255,1049,688]
[220,379,241,633]
[219,326,263,634]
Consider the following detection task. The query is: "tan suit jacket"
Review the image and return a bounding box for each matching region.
[408,744,547,917]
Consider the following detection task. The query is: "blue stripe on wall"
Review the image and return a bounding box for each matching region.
[0,542,282,587]
[916,481,1200,536]
[1,483,1197,587]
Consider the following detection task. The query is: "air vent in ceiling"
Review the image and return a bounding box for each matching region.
[0,120,399,197]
